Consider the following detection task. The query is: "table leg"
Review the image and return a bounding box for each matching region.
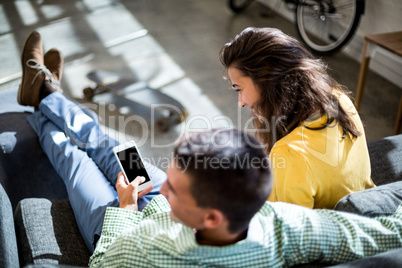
[355,41,371,111]
[394,96,402,135]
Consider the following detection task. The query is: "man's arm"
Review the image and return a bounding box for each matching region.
[89,195,171,267]
[89,173,158,267]
[265,203,402,266]
[89,207,144,267]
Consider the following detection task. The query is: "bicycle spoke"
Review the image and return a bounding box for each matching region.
[323,13,345,19]
[332,0,355,10]
[296,0,361,53]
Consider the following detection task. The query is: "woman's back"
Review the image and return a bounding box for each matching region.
[268,92,375,209]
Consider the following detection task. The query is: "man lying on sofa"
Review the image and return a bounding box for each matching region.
[18,31,402,267]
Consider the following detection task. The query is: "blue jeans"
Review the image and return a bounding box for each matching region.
[27,92,167,252]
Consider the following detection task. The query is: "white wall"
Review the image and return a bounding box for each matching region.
[258,0,402,87]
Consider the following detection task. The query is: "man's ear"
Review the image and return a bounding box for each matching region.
[203,209,225,229]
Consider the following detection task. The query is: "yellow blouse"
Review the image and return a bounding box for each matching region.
[268,92,375,209]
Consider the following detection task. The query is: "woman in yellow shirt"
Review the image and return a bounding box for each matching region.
[219,27,375,209]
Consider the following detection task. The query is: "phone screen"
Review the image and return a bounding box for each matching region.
[116,146,150,184]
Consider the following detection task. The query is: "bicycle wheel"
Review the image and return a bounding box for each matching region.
[228,0,255,13]
[296,0,364,54]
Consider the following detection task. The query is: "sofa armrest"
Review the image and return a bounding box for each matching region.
[368,134,402,186]
[328,247,402,268]
[334,181,402,217]
[0,183,19,268]
[14,198,90,267]
[24,264,85,268]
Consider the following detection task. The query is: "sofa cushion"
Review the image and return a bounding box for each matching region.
[334,181,402,217]
[368,134,402,186]
[0,112,68,210]
[328,247,402,267]
[14,198,90,267]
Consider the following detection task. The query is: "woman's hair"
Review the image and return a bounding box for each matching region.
[219,27,360,153]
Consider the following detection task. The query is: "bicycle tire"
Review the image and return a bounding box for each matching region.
[296,0,364,54]
[228,0,255,13]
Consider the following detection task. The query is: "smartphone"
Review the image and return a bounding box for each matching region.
[113,141,153,192]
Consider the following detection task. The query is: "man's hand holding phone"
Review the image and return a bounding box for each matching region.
[116,172,154,211]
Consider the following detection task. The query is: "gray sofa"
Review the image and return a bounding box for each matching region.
[1,86,402,267]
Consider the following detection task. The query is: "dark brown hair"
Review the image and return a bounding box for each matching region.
[220,27,360,153]
[174,129,272,234]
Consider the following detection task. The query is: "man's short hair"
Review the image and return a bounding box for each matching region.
[174,129,272,233]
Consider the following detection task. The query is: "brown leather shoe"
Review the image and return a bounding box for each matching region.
[17,31,45,107]
[44,48,63,87]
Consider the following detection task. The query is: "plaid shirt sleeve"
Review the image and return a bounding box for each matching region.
[262,203,402,267]
[89,195,171,267]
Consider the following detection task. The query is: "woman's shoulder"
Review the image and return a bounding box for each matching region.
[271,115,342,159]
[332,90,357,113]
[271,90,360,152]
[333,89,365,133]
[270,128,308,157]
[272,111,327,147]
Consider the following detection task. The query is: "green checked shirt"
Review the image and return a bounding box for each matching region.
[89,195,402,267]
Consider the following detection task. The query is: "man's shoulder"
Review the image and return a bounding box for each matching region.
[130,196,193,240]
[142,194,171,215]
[258,201,313,220]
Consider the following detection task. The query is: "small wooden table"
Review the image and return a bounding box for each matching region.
[355,31,402,135]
